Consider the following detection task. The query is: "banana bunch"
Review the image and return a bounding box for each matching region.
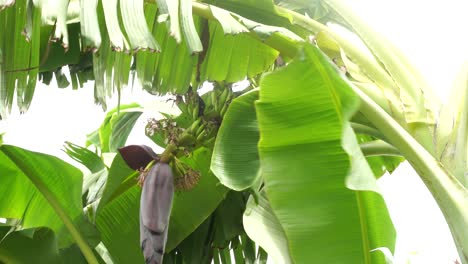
[176,117,201,147]
[185,91,205,121]
[211,86,234,117]
[176,117,217,149]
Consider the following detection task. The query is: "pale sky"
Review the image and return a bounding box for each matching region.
[1,1,467,263]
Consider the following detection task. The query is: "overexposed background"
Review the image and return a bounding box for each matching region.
[1,1,467,263]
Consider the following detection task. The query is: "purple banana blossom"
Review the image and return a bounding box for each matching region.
[119,145,174,264]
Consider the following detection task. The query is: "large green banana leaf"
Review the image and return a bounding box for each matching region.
[0,145,99,250]
[255,44,395,263]
[212,43,396,262]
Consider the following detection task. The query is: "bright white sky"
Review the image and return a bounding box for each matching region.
[1,1,468,263]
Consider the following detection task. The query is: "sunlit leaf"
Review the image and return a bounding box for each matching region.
[256,44,395,263]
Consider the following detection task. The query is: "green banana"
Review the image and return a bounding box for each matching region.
[195,123,206,137]
[188,118,201,134]
[196,130,206,142]
[218,88,229,106]
[212,89,219,113]
[202,137,216,147]
[192,103,199,120]
[220,103,228,117]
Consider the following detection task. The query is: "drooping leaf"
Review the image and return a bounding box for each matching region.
[22,0,41,112]
[180,0,203,54]
[120,0,159,51]
[92,30,113,109]
[200,21,279,83]
[79,0,101,50]
[135,3,159,89]
[136,5,197,95]
[154,16,200,95]
[101,0,129,50]
[0,0,41,116]
[211,90,260,190]
[155,0,181,43]
[255,44,395,263]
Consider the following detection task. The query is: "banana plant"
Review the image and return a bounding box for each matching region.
[0,0,466,263]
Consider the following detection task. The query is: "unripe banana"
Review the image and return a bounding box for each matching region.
[218,88,229,106]
[188,119,201,134]
[195,123,206,137]
[192,103,199,120]
[196,130,206,142]
[220,103,228,117]
[212,90,219,113]
[187,104,193,119]
[226,89,234,103]
[202,137,216,147]
[177,133,196,146]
